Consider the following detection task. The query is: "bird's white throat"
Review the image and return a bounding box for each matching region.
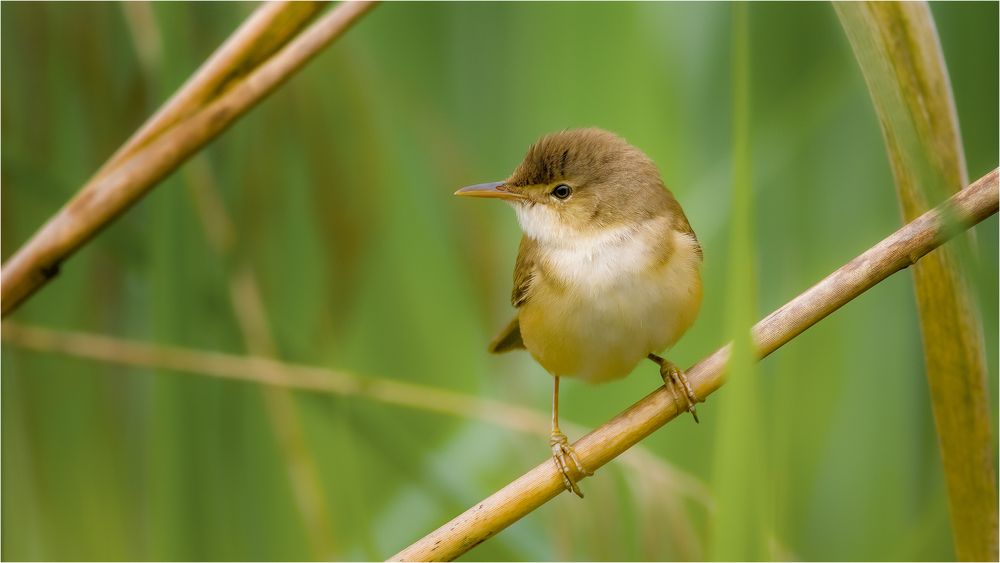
[513,202,591,244]
[513,202,688,291]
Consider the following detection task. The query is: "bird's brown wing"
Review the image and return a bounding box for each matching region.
[510,236,538,308]
[488,236,538,354]
[666,194,704,260]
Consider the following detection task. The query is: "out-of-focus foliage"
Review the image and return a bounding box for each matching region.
[1,2,996,561]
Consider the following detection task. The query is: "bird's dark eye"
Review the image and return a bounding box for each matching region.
[551,184,573,200]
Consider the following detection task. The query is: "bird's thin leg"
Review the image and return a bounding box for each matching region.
[648,353,700,423]
[549,376,591,498]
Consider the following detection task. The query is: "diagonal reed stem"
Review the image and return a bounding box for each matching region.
[390,168,998,561]
[109,5,361,554]
[106,1,328,179]
[0,0,377,317]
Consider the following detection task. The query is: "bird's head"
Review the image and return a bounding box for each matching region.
[455,128,680,243]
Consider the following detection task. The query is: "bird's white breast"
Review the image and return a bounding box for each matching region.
[515,206,702,383]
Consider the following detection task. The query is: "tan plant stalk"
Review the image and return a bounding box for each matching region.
[834,4,996,560]
[107,1,327,178]
[390,169,998,561]
[0,322,711,512]
[0,0,376,316]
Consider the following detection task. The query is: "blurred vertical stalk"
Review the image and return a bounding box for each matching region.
[835,3,997,560]
[710,3,771,560]
[122,5,337,558]
[184,158,338,559]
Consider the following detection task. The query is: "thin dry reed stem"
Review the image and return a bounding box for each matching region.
[0,322,711,512]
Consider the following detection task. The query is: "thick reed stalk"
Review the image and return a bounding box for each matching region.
[390,168,998,561]
[104,1,327,178]
[835,4,996,559]
[0,1,376,316]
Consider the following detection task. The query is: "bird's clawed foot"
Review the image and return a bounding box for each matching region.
[650,355,701,423]
[549,430,591,498]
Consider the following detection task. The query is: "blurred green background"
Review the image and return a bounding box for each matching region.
[2,2,997,561]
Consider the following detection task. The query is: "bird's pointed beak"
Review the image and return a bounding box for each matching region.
[454,181,526,201]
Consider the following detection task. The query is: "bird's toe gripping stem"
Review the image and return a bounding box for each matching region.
[656,359,701,423]
[549,430,591,498]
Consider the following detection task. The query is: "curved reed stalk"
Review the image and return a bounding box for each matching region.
[835,4,996,560]
[390,168,998,561]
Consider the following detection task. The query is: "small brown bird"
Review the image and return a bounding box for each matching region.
[456,128,703,497]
